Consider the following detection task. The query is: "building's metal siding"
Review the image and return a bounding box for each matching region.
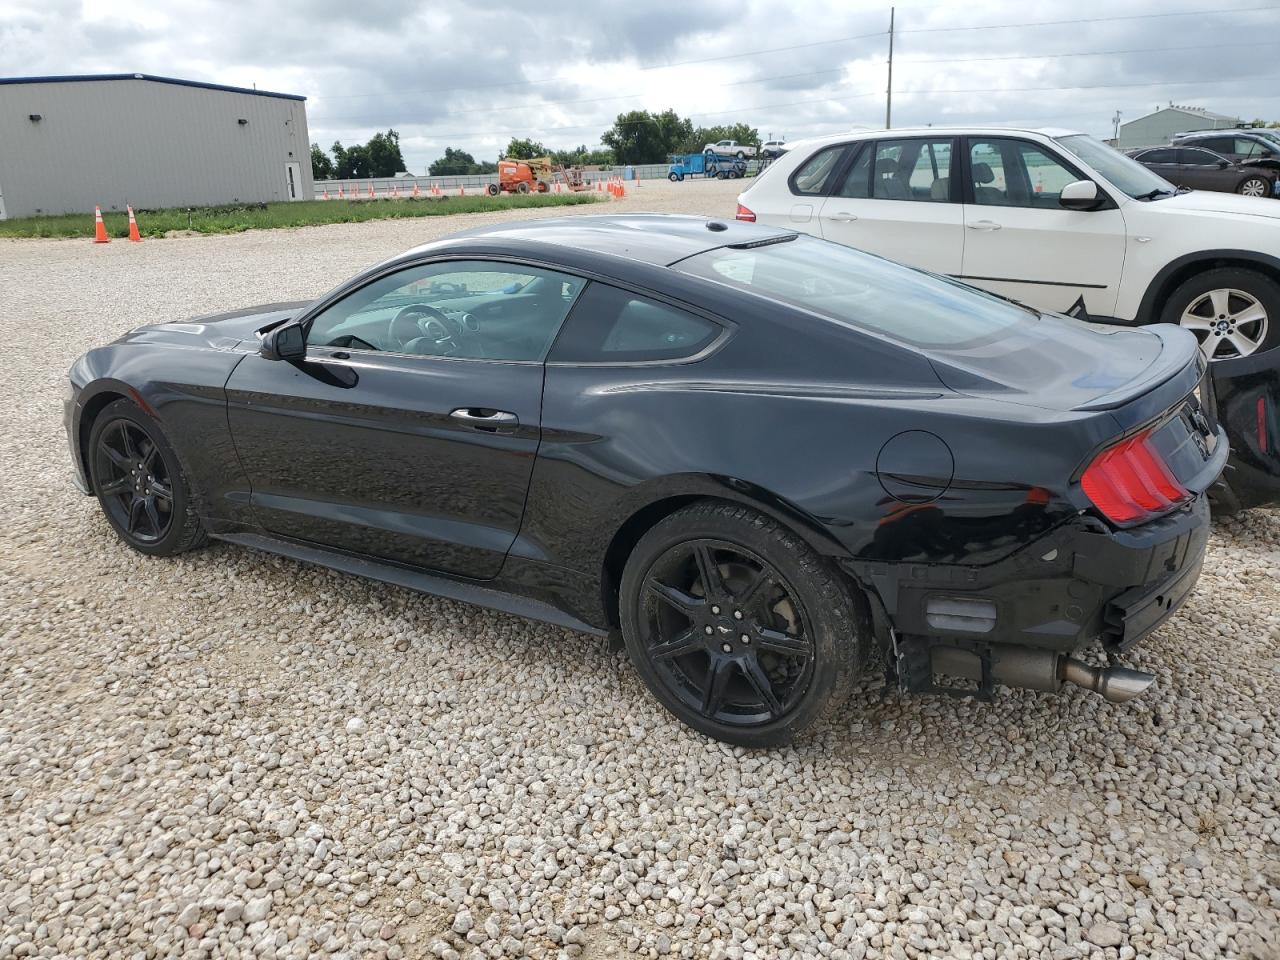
[0,78,312,218]
[1116,108,1240,149]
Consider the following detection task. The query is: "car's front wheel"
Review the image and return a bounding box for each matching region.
[619,502,865,747]
[1160,267,1280,360]
[88,398,207,556]
[1237,176,1270,198]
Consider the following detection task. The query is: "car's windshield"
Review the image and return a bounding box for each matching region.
[1055,133,1175,199]
[675,235,1037,350]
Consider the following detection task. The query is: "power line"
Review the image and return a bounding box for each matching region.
[897,4,1279,32]
[899,39,1280,65]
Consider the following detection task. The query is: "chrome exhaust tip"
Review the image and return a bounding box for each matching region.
[1060,658,1155,703]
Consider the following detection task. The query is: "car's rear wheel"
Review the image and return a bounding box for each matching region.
[486,183,499,197]
[619,502,864,747]
[1237,176,1270,198]
[88,398,206,556]
[1160,267,1280,361]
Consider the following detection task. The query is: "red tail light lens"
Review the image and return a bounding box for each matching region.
[1258,396,1269,454]
[1081,429,1189,524]
[735,203,756,222]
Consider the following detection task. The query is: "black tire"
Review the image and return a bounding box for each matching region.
[736,151,746,160]
[87,398,207,557]
[516,181,530,195]
[619,501,865,747]
[716,170,728,180]
[668,172,679,182]
[1158,266,1280,360]
[486,183,499,197]
[1237,176,1271,198]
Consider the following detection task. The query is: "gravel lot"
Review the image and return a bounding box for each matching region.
[1,177,1277,960]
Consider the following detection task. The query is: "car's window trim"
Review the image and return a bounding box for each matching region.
[545,279,736,368]
[787,142,856,198]
[295,253,591,365]
[961,135,1117,210]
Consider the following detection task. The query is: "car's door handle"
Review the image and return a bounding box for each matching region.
[828,212,858,222]
[967,220,1002,231]
[450,408,519,433]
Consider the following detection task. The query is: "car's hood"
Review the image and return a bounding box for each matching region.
[1140,189,1280,220]
[121,302,310,349]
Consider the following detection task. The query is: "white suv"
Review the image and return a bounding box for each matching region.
[736,126,1280,360]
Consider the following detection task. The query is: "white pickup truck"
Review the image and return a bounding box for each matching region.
[703,140,757,159]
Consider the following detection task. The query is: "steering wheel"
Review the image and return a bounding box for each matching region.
[388,304,456,354]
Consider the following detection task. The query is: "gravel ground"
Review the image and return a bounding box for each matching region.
[1,177,1277,960]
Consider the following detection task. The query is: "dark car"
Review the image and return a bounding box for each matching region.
[1171,130,1280,168]
[1127,145,1276,198]
[1208,343,1280,512]
[64,216,1227,746]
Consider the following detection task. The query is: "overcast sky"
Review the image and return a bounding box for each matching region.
[4,0,1279,172]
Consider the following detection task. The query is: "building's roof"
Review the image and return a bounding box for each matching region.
[0,73,305,102]
[1125,105,1238,124]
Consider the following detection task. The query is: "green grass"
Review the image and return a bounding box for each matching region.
[0,193,602,239]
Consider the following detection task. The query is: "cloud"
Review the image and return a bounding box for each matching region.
[2,0,1277,172]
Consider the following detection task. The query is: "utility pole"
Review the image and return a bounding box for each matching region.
[885,7,895,129]
[1112,110,1122,143]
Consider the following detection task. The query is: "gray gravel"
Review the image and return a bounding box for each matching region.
[1,177,1278,959]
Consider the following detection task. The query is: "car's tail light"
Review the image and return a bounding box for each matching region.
[735,203,756,222]
[1081,428,1190,524]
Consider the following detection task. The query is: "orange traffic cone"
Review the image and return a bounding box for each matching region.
[92,206,110,243]
[368,182,374,198]
[458,184,464,197]
[413,182,420,198]
[615,183,625,198]
[596,180,603,193]
[126,206,142,242]
[338,186,345,199]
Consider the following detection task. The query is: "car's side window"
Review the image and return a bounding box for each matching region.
[790,145,847,196]
[1180,149,1218,167]
[548,283,723,364]
[968,139,1081,208]
[1140,148,1178,164]
[1236,138,1271,158]
[304,260,585,362]
[835,145,874,198]
[1197,137,1232,154]
[870,138,953,202]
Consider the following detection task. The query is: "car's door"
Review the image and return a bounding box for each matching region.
[1133,147,1182,186]
[958,137,1127,317]
[1176,147,1230,190]
[224,258,585,579]
[815,136,964,274]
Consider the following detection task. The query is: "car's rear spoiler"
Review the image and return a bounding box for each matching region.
[1072,324,1203,417]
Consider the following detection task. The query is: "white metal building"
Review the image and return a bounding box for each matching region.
[1115,105,1241,149]
[0,74,312,219]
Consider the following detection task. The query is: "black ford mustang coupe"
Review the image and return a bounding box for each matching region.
[66,215,1228,746]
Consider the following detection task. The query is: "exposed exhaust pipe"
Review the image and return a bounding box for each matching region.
[1059,658,1155,703]
[930,646,1155,703]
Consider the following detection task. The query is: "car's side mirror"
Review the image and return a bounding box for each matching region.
[1059,180,1101,211]
[1216,159,1230,169]
[259,322,306,361]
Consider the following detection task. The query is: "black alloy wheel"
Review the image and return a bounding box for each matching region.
[620,502,864,746]
[641,539,814,725]
[94,419,174,544]
[88,398,207,556]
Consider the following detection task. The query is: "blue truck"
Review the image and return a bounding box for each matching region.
[667,153,748,181]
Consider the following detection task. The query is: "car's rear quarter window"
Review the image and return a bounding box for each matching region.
[549,283,723,363]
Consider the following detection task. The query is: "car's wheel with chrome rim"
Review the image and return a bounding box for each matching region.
[1161,267,1280,361]
[1237,176,1270,198]
[88,398,207,556]
[620,501,865,747]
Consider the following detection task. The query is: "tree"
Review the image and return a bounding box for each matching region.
[366,129,406,177]
[550,144,615,167]
[325,130,405,179]
[600,109,696,164]
[502,137,548,160]
[310,142,334,180]
[428,148,499,176]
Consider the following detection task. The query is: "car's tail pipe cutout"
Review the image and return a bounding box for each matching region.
[930,646,1155,703]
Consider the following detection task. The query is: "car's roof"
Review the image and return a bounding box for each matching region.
[400,214,797,268]
[784,125,1084,153]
